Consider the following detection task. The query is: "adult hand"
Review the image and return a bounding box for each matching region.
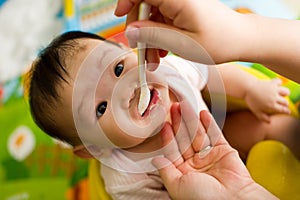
[115,0,247,68]
[152,103,278,200]
[115,0,300,83]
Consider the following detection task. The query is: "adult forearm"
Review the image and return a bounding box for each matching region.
[238,14,300,83]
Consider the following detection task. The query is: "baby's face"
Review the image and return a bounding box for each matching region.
[62,39,175,150]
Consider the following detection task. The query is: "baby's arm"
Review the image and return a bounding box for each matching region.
[208,63,290,122]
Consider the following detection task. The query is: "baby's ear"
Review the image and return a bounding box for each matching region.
[73,144,93,158]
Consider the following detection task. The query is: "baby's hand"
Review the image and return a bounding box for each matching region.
[245,78,291,123]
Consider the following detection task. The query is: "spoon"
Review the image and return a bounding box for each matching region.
[137,2,151,116]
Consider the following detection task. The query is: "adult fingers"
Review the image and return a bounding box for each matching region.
[145,48,160,71]
[125,2,140,26]
[200,110,226,146]
[159,122,184,167]
[170,103,195,160]
[115,0,141,16]
[115,0,189,20]
[192,120,211,153]
[125,23,214,65]
[178,101,198,135]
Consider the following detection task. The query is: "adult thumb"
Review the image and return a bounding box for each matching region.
[125,22,215,65]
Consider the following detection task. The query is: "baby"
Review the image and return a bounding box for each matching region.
[27,31,299,199]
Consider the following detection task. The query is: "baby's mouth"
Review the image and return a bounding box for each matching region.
[141,89,160,117]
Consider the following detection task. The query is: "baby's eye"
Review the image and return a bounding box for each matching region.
[114,63,124,77]
[96,102,107,118]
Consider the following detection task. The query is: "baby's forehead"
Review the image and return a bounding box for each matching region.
[69,39,129,90]
[75,38,122,61]
[66,39,119,74]
[78,40,129,70]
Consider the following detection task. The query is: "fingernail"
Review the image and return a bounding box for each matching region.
[125,26,140,47]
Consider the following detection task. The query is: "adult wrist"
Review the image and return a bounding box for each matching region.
[236,182,278,200]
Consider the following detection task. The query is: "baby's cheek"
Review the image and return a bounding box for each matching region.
[99,118,145,149]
